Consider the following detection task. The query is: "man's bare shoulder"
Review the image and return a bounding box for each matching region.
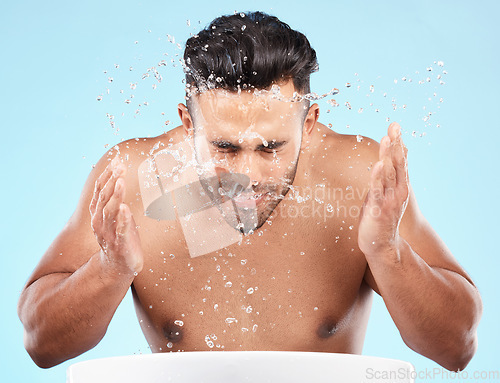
[77,126,187,209]
[309,123,380,187]
[103,125,186,166]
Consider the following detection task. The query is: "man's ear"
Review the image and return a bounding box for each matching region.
[301,103,320,151]
[178,103,194,136]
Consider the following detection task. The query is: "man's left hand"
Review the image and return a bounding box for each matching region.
[358,122,410,258]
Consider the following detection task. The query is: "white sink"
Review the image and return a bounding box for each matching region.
[67,351,415,382]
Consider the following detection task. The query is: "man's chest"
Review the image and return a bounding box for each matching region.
[131,209,369,352]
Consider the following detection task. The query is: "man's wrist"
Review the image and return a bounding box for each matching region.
[363,235,403,265]
[97,250,137,283]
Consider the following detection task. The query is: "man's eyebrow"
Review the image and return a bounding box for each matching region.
[210,140,240,150]
[256,140,287,150]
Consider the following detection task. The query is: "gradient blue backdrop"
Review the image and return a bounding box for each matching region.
[1,0,499,381]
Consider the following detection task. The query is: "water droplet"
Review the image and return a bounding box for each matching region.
[204,335,214,348]
[314,307,319,311]
[356,134,363,142]
[247,287,254,294]
[96,95,103,101]
[225,281,233,288]
[225,317,237,324]
[174,320,184,326]
[167,342,173,348]
[326,99,339,107]
[241,25,246,31]
[345,82,351,88]
[108,77,114,83]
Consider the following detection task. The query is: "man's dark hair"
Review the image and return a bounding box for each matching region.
[183,11,318,98]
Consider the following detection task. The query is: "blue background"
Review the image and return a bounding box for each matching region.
[1,0,498,381]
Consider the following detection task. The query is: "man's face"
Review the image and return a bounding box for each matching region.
[188,81,308,234]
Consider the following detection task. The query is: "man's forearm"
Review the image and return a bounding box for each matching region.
[365,237,482,371]
[18,251,135,368]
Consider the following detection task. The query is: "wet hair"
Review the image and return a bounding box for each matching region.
[183,11,318,98]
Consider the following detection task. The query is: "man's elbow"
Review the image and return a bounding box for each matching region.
[439,332,478,372]
[441,284,483,371]
[23,331,66,369]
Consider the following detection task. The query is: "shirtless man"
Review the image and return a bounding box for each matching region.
[18,11,482,371]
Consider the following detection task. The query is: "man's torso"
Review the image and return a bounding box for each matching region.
[123,123,377,353]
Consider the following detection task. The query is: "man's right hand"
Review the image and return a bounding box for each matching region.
[89,156,144,276]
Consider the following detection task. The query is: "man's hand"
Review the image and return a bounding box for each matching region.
[89,156,144,275]
[358,122,410,258]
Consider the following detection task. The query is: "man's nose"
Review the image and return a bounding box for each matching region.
[233,151,264,187]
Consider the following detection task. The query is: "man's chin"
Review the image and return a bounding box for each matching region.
[234,195,284,235]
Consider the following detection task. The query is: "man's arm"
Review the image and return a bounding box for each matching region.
[17,151,144,368]
[359,123,482,372]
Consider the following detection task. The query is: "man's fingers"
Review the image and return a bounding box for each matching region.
[116,203,131,237]
[90,156,120,215]
[102,177,126,230]
[378,135,389,160]
[387,122,409,196]
[379,136,397,191]
[387,122,401,141]
[369,161,385,204]
[390,126,409,190]
[95,163,126,221]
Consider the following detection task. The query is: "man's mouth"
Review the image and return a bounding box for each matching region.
[232,192,268,208]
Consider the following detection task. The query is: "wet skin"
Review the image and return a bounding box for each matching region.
[122,122,373,353]
[19,81,480,369]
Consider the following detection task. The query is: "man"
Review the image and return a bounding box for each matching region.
[18,11,482,371]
